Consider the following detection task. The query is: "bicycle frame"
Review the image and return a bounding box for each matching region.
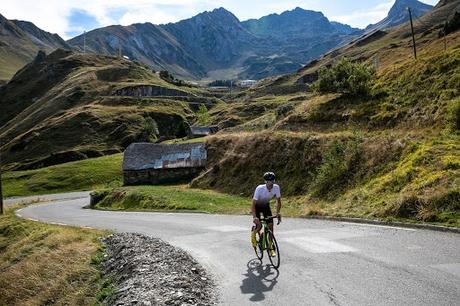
[257,219,269,250]
[256,216,276,250]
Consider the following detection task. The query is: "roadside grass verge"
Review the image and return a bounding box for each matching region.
[3,154,123,198]
[90,184,339,219]
[92,185,251,214]
[0,207,110,305]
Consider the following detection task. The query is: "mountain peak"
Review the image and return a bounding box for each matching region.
[366,0,433,31]
[204,7,237,18]
[282,7,324,18]
[194,7,240,23]
[211,7,231,14]
[389,0,433,18]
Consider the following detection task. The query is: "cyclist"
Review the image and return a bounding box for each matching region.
[251,172,282,257]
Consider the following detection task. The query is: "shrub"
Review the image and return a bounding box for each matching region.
[144,117,159,141]
[447,97,460,131]
[313,58,376,97]
[313,138,362,197]
[159,70,187,86]
[275,102,296,119]
[196,104,211,125]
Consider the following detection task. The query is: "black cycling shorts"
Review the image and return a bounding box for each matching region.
[255,204,273,224]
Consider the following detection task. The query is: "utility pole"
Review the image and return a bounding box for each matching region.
[0,149,3,215]
[408,8,417,60]
[83,30,86,54]
[444,21,448,52]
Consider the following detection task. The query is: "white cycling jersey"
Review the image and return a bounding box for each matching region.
[253,184,281,205]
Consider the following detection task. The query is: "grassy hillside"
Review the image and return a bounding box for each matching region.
[189,2,460,226]
[3,154,122,197]
[0,50,219,170]
[213,35,460,133]
[191,132,459,226]
[0,49,29,80]
[0,208,109,305]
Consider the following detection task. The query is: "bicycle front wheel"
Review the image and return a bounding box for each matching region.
[254,231,264,261]
[267,231,280,269]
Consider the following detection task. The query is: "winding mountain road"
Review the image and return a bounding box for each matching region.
[13,193,460,306]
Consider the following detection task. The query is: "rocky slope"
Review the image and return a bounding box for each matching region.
[366,0,433,32]
[67,22,207,80]
[0,14,70,80]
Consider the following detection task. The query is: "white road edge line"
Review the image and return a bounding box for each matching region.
[340,222,417,231]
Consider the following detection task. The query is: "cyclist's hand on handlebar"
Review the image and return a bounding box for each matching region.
[276,214,282,225]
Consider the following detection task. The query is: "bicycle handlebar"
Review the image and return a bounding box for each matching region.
[259,215,282,225]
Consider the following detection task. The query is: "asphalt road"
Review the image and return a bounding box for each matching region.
[4,191,91,207]
[13,194,460,306]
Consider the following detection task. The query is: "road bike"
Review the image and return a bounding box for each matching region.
[252,216,280,269]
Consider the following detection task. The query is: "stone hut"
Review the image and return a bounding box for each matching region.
[123,143,207,185]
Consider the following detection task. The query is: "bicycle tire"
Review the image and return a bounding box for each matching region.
[254,231,264,261]
[251,227,264,261]
[267,230,280,269]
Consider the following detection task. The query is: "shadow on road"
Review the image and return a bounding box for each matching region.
[240,258,279,302]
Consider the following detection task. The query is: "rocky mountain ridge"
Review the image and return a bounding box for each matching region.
[366,0,433,32]
[68,7,360,80]
[0,13,70,80]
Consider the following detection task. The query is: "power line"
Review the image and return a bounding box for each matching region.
[0,147,3,215]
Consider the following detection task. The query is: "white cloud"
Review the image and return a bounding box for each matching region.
[1,0,214,39]
[331,0,394,28]
[2,0,436,39]
[1,0,73,38]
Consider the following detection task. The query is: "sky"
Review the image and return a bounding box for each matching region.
[1,0,439,39]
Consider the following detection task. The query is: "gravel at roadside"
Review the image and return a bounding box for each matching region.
[101,233,217,306]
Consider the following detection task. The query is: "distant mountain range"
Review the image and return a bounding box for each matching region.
[67,7,361,80]
[0,0,434,81]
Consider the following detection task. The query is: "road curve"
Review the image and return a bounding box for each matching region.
[15,194,460,306]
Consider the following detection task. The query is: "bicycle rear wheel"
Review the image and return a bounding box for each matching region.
[267,231,280,269]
